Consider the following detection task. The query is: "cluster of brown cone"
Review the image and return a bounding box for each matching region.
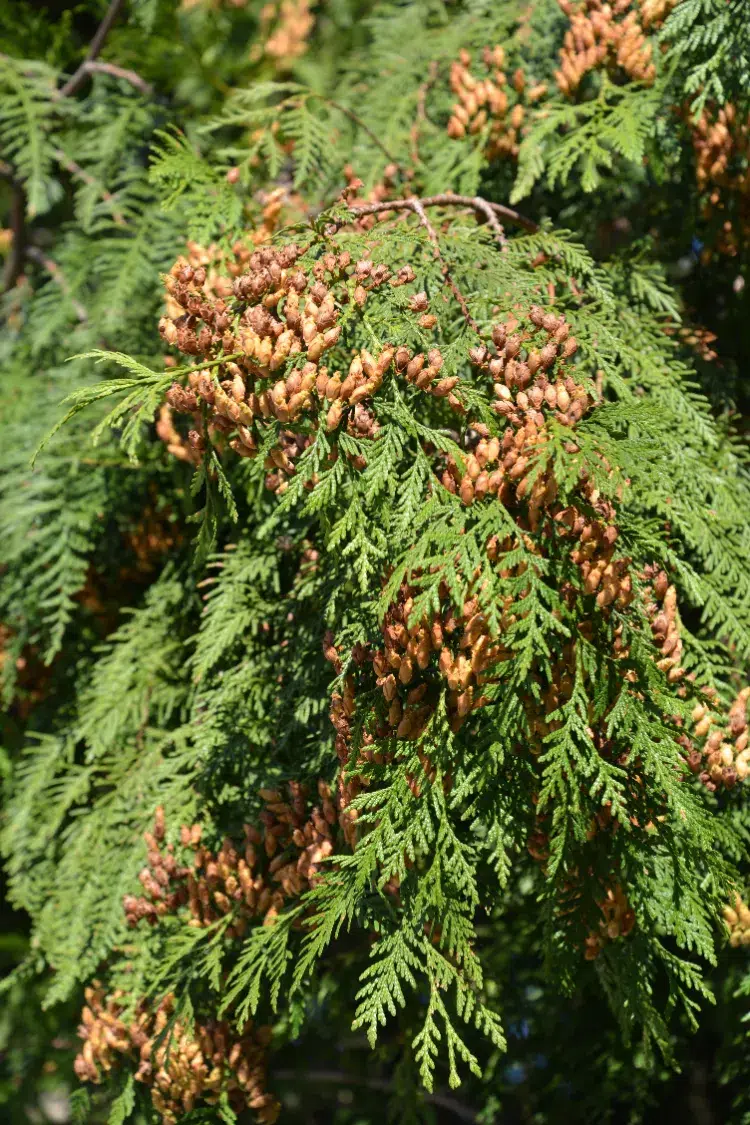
[446,47,546,160]
[583,884,636,960]
[691,103,750,259]
[455,307,634,610]
[255,0,314,65]
[555,0,671,95]
[75,987,278,1124]
[158,235,460,491]
[373,571,514,736]
[78,787,350,1121]
[642,565,750,790]
[724,893,750,948]
[124,785,342,934]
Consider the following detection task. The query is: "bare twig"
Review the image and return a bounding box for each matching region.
[53,147,127,226]
[272,1069,478,1123]
[25,246,87,322]
[410,195,478,331]
[1,167,26,292]
[345,193,538,233]
[56,0,127,100]
[469,195,507,246]
[78,60,153,97]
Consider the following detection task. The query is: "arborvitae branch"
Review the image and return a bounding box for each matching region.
[5,3,750,1122]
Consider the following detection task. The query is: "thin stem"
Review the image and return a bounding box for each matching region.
[346,193,538,233]
[307,92,401,169]
[171,352,247,379]
[469,195,507,246]
[79,60,153,97]
[409,195,479,332]
[25,246,87,322]
[56,0,127,100]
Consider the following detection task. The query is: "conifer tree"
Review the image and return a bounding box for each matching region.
[2,1,750,1122]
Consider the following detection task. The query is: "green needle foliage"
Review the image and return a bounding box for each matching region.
[2,1,750,1123]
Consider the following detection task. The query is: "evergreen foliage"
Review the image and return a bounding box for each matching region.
[2,1,750,1123]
